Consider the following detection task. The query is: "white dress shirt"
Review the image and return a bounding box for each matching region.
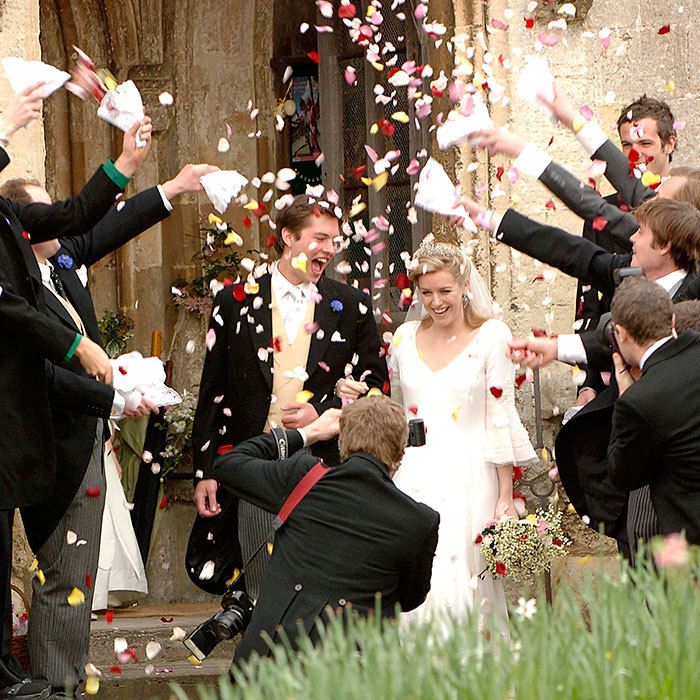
[639,336,673,370]
[270,262,316,343]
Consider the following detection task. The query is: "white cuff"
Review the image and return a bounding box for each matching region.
[556,334,588,365]
[491,211,506,240]
[111,391,126,419]
[512,143,552,179]
[576,121,608,157]
[297,428,308,447]
[157,184,174,212]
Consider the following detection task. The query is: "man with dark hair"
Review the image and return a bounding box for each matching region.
[191,193,389,599]
[210,397,439,664]
[608,278,700,545]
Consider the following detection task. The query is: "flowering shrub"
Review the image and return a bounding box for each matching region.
[159,389,198,475]
[476,505,570,581]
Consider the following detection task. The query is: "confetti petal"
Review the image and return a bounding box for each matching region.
[67,587,85,606]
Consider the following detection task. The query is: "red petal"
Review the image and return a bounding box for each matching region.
[382,380,391,395]
[232,284,246,302]
[524,17,534,28]
[159,495,168,510]
[408,404,418,415]
[545,198,556,210]
[474,534,483,544]
[628,147,640,164]
[253,204,267,218]
[531,327,547,338]
[110,666,123,674]
[351,164,367,179]
[242,215,252,228]
[591,216,608,231]
[86,486,101,497]
[160,616,174,622]
[658,24,670,35]
[394,272,411,289]
[489,386,504,398]
[217,444,234,455]
[85,573,92,589]
[495,562,507,575]
[515,373,527,388]
[105,611,114,623]
[338,3,356,19]
[265,234,276,248]
[307,51,321,64]
[496,166,504,181]
[513,465,526,481]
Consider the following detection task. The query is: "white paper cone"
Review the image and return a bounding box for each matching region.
[200,170,249,214]
[2,57,70,99]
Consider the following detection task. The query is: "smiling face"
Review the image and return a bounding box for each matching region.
[619,118,675,177]
[416,269,468,327]
[629,222,669,277]
[281,213,339,284]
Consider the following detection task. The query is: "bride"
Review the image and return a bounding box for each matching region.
[340,238,535,627]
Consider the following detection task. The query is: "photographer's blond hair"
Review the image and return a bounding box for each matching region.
[409,242,490,329]
[339,396,408,473]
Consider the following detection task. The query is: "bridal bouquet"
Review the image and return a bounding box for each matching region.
[475,505,570,582]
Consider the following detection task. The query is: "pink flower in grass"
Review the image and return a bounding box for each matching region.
[653,533,689,569]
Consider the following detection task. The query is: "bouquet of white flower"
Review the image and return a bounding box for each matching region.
[475,505,570,582]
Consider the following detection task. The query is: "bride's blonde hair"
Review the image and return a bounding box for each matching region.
[408,240,491,329]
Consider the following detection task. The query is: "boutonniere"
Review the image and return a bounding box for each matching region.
[330,299,343,312]
[57,254,74,270]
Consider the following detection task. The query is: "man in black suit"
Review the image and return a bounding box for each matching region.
[0,85,147,699]
[455,195,700,556]
[608,278,700,545]
[0,161,216,697]
[192,194,389,598]
[210,396,439,664]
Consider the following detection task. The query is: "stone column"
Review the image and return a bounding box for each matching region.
[0,0,46,597]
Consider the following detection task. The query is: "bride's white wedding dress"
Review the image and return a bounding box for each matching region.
[389,319,536,626]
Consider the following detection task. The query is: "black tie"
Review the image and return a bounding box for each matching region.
[50,268,68,300]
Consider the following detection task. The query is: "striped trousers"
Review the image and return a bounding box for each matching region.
[28,422,105,689]
[626,485,658,562]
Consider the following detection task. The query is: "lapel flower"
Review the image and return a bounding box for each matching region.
[57,254,74,269]
[330,299,343,312]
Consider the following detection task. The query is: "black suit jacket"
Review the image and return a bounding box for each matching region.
[192,272,389,472]
[20,187,172,549]
[554,277,697,542]
[211,430,439,662]
[608,332,700,544]
[0,148,126,509]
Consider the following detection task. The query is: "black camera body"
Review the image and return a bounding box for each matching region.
[596,267,643,355]
[407,418,426,447]
[183,588,254,661]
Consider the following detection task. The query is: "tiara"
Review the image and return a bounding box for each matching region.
[412,239,462,260]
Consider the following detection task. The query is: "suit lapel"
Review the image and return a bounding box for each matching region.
[44,285,81,332]
[0,204,43,300]
[642,332,697,375]
[306,276,341,381]
[672,272,696,300]
[248,273,273,390]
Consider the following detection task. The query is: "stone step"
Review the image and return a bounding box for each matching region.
[94,660,229,699]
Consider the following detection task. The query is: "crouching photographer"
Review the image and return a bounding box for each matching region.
[186,396,439,666]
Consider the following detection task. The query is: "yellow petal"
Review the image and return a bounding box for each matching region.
[663,80,675,93]
[598,291,603,300]
[244,282,259,295]
[295,390,314,403]
[28,558,39,573]
[451,404,460,421]
[291,253,307,272]
[567,503,577,514]
[366,4,376,16]
[391,111,410,123]
[36,569,46,585]
[572,117,587,133]
[226,568,241,586]
[541,447,549,462]
[84,676,100,695]
[67,587,85,607]
[266,542,274,556]
[641,171,661,187]
[349,202,366,218]
[371,61,384,72]
[188,655,202,667]
[369,123,379,135]
[367,387,382,397]
[208,213,223,225]
[525,514,538,525]
[224,231,243,246]
[244,200,259,210]
[372,172,389,192]
[360,176,373,186]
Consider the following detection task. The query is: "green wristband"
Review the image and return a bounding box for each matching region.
[64,333,82,362]
[102,159,130,190]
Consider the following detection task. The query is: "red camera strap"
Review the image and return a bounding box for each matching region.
[275,461,329,528]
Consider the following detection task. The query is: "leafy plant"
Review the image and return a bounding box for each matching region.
[159,389,198,476]
[171,544,700,700]
[98,309,134,358]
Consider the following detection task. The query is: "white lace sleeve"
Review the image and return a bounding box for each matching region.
[483,320,537,467]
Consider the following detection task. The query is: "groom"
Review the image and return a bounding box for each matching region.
[191,194,388,597]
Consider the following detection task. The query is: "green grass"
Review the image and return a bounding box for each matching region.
[173,551,700,700]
